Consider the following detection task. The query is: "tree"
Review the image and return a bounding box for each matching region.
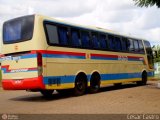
[133,0,160,8]
[153,45,160,63]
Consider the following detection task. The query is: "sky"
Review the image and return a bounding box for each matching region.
[0,0,160,47]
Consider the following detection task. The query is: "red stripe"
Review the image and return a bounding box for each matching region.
[91,53,118,58]
[1,65,11,72]
[28,68,38,71]
[1,65,9,68]
[31,50,85,56]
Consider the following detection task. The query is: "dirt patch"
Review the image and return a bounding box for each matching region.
[0,80,160,114]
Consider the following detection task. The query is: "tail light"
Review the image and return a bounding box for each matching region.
[37,52,43,76]
[37,52,42,67]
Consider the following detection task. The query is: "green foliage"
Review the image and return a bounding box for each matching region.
[133,0,160,8]
[153,45,160,63]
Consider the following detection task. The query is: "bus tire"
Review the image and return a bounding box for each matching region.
[74,73,87,96]
[142,72,147,85]
[90,73,100,93]
[136,72,147,85]
[40,90,54,98]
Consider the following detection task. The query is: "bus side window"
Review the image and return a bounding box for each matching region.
[128,39,134,52]
[91,32,100,49]
[81,31,90,48]
[115,37,122,51]
[45,24,59,44]
[71,29,81,47]
[133,40,139,52]
[138,40,144,53]
[121,37,128,51]
[108,35,115,50]
[58,26,69,46]
[99,34,107,49]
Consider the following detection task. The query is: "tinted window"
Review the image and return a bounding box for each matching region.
[81,31,90,48]
[108,35,115,50]
[45,24,59,44]
[144,41,154,68]
[144,41,152,51]
[128,39,134,52]
[71,29,81,47]
[99,34,107,49]
[3,15,34,44]
[115,37,122,50]
[121,37,128,51]
[58,26,69,45]
[138,40,144,53]
[91,33,99,49]
[133,40,139,51]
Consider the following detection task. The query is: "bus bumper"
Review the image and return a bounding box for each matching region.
[2,76,45,90]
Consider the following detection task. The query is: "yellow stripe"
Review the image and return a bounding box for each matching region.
[45,83,74,90]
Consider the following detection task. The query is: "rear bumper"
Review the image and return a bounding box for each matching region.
[2,76,45,90]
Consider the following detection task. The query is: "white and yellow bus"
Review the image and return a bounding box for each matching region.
[1,14,154,97]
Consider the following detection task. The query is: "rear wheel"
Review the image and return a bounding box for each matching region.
[40,90,54,98]
[74,74,87,96]
[90,74,100,93]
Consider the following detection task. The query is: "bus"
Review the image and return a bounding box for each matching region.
[1,14,154,97]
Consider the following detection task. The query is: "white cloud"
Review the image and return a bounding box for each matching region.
[0,0,160,48]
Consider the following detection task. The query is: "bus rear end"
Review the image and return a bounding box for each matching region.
[1,15,45,90]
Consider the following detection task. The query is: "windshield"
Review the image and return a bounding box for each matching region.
[144,41,154,69]
[3,15,34,44]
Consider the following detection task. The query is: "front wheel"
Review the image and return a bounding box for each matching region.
[40,90,54,98]
[142,72,147,85]
[136,72,147,85]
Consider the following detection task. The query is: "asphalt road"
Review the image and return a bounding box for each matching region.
[0,81,160,114]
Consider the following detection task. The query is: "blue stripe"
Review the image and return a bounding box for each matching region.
[1,68,7,73]
[43,72,143,85]
[148,72,154,77]
[42,54,85,59]
[101,73,141,80]
[7,53,143,62]
[21,54,37,59]
[91,56,118,60]
[43,76,75,84]
[128,58,143,61]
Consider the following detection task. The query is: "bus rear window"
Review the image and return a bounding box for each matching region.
[3,15,34,44]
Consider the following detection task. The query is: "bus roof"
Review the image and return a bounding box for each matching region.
[37,14,148,41]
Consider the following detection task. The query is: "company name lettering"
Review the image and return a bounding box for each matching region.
[11,69,28,73]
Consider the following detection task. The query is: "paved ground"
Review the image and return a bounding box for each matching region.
[0,81,160,114]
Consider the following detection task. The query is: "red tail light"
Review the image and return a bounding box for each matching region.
[37,52,42,67]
